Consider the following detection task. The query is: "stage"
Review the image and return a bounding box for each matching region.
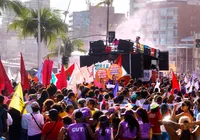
[80,52,169,78]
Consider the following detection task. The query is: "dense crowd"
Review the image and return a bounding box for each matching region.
[1,74,200,140]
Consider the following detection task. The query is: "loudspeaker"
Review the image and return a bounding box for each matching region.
[118,39,133,53]
[89,40,105,54]
[80,54,143,78]
[131,54,144,78]
[159,51,169,70]
[108,31,115,43]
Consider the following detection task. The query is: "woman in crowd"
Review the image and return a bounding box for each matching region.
[42,109,63,140]
[67,111,94,140]
[95,115,113,140]
[21,102,44,140]
[135,108,152,140]
[115,110,141,140]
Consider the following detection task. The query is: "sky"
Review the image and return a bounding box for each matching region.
[22,0,130,13]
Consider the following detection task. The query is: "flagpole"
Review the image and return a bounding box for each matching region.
[37,0,41,68]
[129,53,132,76]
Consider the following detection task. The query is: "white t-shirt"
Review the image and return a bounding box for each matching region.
[7,113,13,126]
[196,113,200,121]
[136,99,145,107]
[22,113,44,136]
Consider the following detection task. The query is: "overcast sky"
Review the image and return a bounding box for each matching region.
[22,0,130,13]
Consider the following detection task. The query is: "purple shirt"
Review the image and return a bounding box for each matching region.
[68,123,88,140]
[138,120,151,139]
[96,127,113,140]
[121,121,137,139]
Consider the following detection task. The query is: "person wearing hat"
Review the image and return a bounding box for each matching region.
[42,109,63,140]
[115,110,141,140]
[95,115,113,140]
[66,111,94,140]
[21,102,44,140]
[148,102,162,140]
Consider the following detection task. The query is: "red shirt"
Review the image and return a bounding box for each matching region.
[42,120,63,140]
[148,111,162,134]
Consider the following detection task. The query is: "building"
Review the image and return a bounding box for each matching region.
[69,5,125,50]
[129,0,200,72]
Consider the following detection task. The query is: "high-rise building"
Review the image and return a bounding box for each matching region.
[129,0,200,72]
[69,5,125,50]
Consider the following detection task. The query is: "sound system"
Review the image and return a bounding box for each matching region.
[80,53,144,78]
[108,31,115,43]
[118,39,133,53]
[89,40,105,54]
[159,51,169,70]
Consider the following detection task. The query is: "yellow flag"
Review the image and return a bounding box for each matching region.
[9,83,26,114]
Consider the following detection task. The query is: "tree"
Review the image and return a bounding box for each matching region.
[47,38,86,67]
[96,0,114,46]
[0,0,24,15]
[8,8,67,47]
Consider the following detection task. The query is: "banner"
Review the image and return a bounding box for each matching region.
[151,70,158,83]
[143,70,152,82]
[107,64,122,80]
[95,68,108,83]
[93,62,111,78]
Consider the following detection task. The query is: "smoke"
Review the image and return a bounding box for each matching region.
[115,9,159,49]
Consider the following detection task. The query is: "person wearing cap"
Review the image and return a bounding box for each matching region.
[42,109,63,140]
[115,110,141,140]
[95,115,113,140]
[21,102,44,140]
[66,111,94,140]
[148,102,162,140]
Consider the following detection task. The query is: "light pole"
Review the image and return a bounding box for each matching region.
[37,0,41,68]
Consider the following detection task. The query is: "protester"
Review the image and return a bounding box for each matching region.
[95,115,113,140]
[115,110,140,140]
[42,109,63,140]
[21,102,44,140]
[67,111,94,140]
[0,95,8,139]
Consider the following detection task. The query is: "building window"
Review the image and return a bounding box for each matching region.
[167,30,173,37]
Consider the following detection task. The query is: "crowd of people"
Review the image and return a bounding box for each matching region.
[1,74,200,140]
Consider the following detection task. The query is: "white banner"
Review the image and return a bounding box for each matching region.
[142,70,152,82]
[93,62,111,78]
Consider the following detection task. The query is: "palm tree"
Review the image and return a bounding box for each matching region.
[0,0,24,15]
[8,8,67,47]
[96,0,114,46]
[47,37,86,67]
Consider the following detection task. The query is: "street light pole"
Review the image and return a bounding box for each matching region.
[37,0,41,68]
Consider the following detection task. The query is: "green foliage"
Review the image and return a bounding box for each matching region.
[8,8,67,48]
[96,0,114,7]
[0,0,25,15]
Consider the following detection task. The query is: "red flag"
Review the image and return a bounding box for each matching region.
[0,60,14,94]
[114,54,122,67]
[56,63,75,82]
[56,65,67,89]
[171,72,180,94]
[42,59,53,87]
[20,53,30,91]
